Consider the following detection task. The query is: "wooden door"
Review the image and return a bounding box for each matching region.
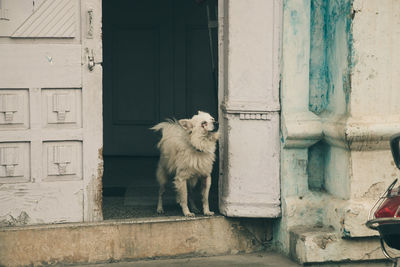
[0,0,103,225]
[103,0,218,205]
[218,0,281,217]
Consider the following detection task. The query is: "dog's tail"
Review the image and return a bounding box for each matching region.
[150,122,167,132]
[150,119,177,132]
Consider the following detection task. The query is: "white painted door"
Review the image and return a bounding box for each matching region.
[0,0,102,225]
[218,0,281,218]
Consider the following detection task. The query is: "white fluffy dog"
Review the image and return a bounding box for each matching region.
[151,111,219,217]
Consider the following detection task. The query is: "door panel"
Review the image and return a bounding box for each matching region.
[112,27,160,125]
[0,44,82,88]
[0,0,103,225]
[103,0,172,157]
[174,0,218,119]
[186,27,218,116]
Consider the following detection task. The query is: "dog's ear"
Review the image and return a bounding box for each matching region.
[179,119,193,131]
[198,111,205,115]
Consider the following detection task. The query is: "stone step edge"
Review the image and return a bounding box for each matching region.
[288,225,384,264]
[0,215,220,232]
[283,194,379,238]
[0,216,267,267]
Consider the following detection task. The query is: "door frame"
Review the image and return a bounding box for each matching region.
[82,0,103,222]
[96,0,282,220]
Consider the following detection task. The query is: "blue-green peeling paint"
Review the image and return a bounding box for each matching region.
[309,0,353,115]
[309,0,328,114]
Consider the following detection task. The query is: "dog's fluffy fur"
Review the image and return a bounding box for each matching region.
[151,111,219,216]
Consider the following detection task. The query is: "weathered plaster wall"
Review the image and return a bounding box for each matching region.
[351,0,400,117]
[277,0,400,263]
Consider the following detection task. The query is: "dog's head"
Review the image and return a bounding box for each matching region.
[178,111,219,151]
[179,111,219,135]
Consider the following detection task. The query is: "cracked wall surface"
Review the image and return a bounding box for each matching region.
[277,0,400,263]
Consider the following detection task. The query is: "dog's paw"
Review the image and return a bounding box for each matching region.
[157,208,164,214]
[184,212,195,217]
[204,211,214,216]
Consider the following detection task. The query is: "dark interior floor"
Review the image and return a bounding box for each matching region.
[102,197,220,220]
[102,184,219,220]
[102,197,183,219]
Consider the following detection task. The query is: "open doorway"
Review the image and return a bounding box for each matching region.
[102,0,219,219]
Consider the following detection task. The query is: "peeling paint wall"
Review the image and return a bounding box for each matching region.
[309,0,328,114]
[325,0,352,115]
[278,0,400,264]
[310,0,352,115]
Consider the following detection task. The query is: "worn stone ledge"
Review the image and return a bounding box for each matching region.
[283,194,379,238]
[282,112,323,148]
[323,115,400,150]
[0,216,266,267]
[283,112,400,151]
[289,225,384,264]
[0,215,218,232]
[220,198,281,218]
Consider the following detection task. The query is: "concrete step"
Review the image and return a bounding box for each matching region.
[284,194,379,238]
[76,252,301,267]
[289,225,386,264]
[0,215,270,267]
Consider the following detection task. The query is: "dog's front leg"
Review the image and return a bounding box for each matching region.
[201,175,214,216]
[174,176,194,217]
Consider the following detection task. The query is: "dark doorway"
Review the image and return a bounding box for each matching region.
[102,0,219,219]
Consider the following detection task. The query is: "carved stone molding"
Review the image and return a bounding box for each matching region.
[221,100,280,113]
[239,113,270,120]
[323,115,400,151]
[221,101,279,120]
[282,112,400,151]
[282,111,323,148]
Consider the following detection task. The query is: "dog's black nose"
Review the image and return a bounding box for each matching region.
[213,121,219,131]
